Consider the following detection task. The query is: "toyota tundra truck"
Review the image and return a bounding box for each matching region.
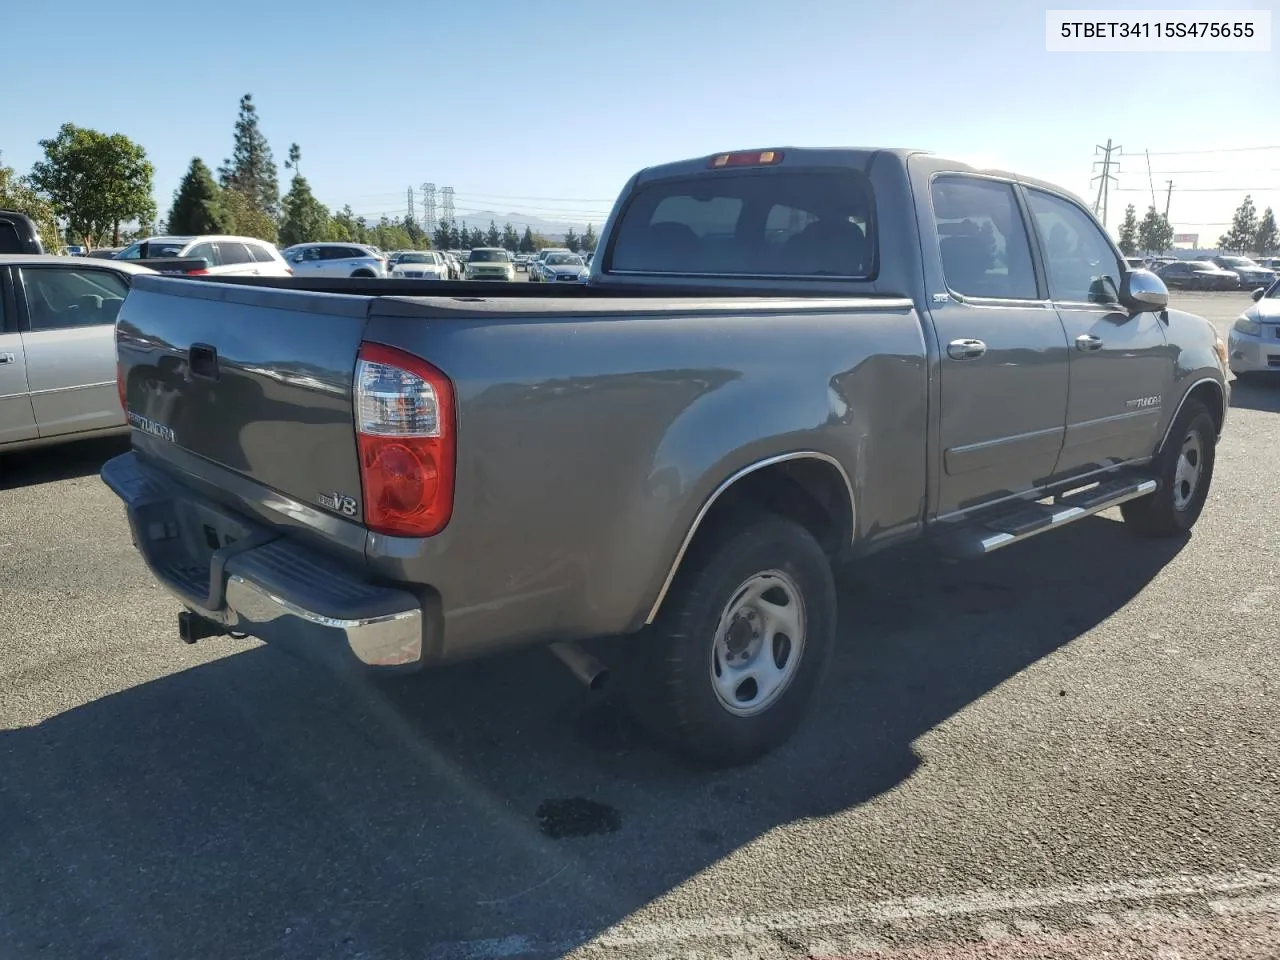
[101,147,1230,766]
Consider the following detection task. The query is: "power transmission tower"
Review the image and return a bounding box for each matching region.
[406,186,416,224]
[421,182,437,234]
[1164,180,1174,220]
[440,186,455,230]
[1091,139,1121,227]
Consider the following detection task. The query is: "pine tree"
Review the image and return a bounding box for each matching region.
[167,158,229,235]
[278,171,331,247]
[1116,204,1138,256]
[1253,207,1278,256]
[563,227,579,252]
[433,219,453,250]
[218,94,280,223]
[519,225,535,253]
[485,220,501,247]
[1218,195,1259,253]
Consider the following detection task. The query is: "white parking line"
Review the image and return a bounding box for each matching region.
[426,868,1280,958]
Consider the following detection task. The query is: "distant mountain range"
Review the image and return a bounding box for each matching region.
[449,210,602,239]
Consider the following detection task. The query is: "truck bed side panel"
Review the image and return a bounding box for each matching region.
[359,299,928,659]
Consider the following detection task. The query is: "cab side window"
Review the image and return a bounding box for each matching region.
[931,176,1038,300]
[1025,189,1122,304]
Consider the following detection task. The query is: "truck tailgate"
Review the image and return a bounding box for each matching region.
[117,274,370,521]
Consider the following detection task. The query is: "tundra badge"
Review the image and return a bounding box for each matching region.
[1125,395,1161,409]
[126,411,176,443]
[319,491,359,517]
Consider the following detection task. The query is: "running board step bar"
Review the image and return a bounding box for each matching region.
[939,476,1158,558]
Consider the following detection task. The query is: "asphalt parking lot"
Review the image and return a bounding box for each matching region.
[1,291,1277,960]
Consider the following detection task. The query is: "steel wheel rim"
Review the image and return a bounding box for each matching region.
[709,570,807,717]
[1172,430,1203,511]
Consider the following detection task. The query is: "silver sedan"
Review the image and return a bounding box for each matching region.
[0,255,155,453]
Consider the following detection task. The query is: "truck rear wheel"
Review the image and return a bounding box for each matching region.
[1121,398,1216,537]
[629,515,836,767]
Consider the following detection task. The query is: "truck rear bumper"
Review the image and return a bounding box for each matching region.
[101,451,427,670]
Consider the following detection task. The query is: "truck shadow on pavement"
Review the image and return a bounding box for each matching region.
[0,516,1186,959]
[0,436,130,490]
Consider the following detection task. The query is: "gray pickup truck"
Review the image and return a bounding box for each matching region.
[102,147,1230,766]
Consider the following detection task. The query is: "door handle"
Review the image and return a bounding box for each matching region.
[947,338,987,360]
[0,352,15,365]
[1076,334,1104,351]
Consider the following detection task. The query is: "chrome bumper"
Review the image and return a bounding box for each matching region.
[101,451,426,669]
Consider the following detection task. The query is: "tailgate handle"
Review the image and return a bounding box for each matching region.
[188,343,219,380]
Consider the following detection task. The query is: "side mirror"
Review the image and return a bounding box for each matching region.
[1119,268,1169,313]
[1252,287,1266,302]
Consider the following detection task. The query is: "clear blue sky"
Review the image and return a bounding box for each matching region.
[3,0,1277,239]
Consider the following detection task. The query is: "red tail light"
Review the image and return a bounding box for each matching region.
[185,267,210,276]
[354,342,455,537]
[117,360,127,411]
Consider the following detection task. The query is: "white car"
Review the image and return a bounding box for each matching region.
[282,243,387,278]
[115,235,291,277]
[534,251,589,283]
[1228,280,1280,378]
[464,247,515,281]
[391,251,448,279]
[528,247,573,281]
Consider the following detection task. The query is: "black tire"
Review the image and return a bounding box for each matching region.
[351,269,375,278]
[1121,398,1216,537]
[627,514,836,767]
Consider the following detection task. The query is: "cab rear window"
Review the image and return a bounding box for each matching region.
[608,170,875,278]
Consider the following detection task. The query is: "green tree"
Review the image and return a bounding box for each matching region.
[469,226,486,248]
[433,218,453,250]
[29,123,156,247]
[519,225,535,253]
[563,227,579,252]
[330,204,357,241]
[167,157,230,235]
[1138,206,1173,255]
[501,222,520,251]
[485,220,501,247]
[400,215,427,248]
[1116,204,1138,256]
[1218,195,1259,253]
[221,187,277,242]
[1253,207,1277,256]
[0,152,60,250]
[218,94,280,224]
[284,142,301,179]
[278,167,331,248]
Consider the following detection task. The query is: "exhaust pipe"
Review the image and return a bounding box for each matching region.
[550,641,610,691]
[178,609,227,645]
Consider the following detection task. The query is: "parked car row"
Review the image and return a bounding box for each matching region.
[1136,254,1278,292]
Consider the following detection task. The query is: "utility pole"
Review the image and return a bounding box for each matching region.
[1164,180,1174,220]
[1145,150,1156,209]
[421,183,437,234]
[1091,139,1121,228]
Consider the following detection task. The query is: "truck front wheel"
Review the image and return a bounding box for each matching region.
[1121,398,1217,537]
[629,515,836,767]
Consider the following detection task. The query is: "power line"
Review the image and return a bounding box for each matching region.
[1140,145,1280,156]
[1114,185,1280,193]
